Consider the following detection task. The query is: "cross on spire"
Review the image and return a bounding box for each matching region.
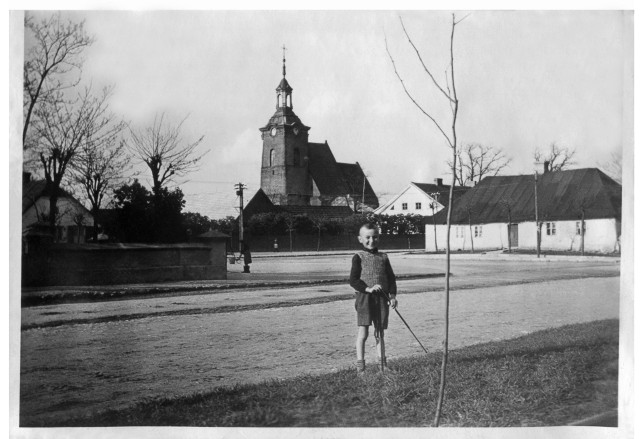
[282,44,287,77]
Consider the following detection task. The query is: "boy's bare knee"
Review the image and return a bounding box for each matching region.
[357,326,369,341]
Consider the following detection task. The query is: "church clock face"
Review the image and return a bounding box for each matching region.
[270,127,277,137]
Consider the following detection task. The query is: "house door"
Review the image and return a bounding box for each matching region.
[509,223,519,247]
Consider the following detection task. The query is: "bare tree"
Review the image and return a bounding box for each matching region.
[598,150,622,184]
[309,215,328,252]
[23,12,94,149]
[386,13,468,426]
[70,111,128,241]
[448,143,511,186]
[126,113,207,194]
[32,86,116,233]
[283,214,296,252]
[534,142,577,171]
[72,212,86,243]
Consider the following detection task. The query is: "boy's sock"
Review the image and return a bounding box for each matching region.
[356,359,365,373]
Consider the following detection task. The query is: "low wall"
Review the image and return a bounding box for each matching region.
[22,241,227,287]
[237,233,425,252]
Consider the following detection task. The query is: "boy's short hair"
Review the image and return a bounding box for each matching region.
[359,222,378,233]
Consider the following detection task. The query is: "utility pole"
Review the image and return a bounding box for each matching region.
[235,182,246,252]
[429,192,440,252]
[534,171,540,258]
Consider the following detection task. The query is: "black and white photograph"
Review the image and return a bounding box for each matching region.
[8,3,635,439]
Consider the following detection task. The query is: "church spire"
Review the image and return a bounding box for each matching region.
[276,44,293,110]
[282,44,287,78]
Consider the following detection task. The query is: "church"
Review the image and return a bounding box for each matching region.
[244,53,379,221]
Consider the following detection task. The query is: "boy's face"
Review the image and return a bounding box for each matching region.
[358,226,379,250]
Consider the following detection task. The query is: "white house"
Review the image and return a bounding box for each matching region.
[23,173,94,244]
[375,179,470,217]
[426,168,621,254]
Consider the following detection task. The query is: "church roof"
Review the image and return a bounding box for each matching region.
[308,142,350,196]
[261,107,308,131]
[432,168,622,225]
[336,162,379,208]
[277,77,292,92]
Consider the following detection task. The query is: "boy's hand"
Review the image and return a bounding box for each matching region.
[390,298,398,309]
[366,284,383,294]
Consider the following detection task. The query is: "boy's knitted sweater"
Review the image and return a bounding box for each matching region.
[349,248,397,298]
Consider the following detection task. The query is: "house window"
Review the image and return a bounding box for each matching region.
[576,222,585,235]
[415,202,422,210]
[456,226,464,238]
[474,225,482,238]
[402,203,408,210]
[546,222,556,236]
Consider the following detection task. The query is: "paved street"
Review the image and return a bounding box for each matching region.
[20,254,620,425]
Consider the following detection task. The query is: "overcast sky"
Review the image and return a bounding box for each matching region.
[23,10,632,218]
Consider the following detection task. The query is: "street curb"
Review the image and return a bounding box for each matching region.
[21,273,447,307]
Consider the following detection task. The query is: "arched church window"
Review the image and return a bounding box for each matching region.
[286,95,291,107]
[270,149,275,167]
[294,148,300,166]
[277,94,282,108]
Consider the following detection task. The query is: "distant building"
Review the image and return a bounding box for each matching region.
[247,52,378,219]
[22,172,94,244]
[375,179,470,217]
[426,168,622,253]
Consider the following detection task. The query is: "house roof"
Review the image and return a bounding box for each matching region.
[433,168,622,225]
[22,178,88,215]
[375,181,469,215]
[411,182,471,210]
[242,188,354,220]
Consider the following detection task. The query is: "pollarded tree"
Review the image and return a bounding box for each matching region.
[126,112,208,195]
[32,86,116,234]
[448,143,511,186]
[386,13,467,426]
[23,12,94,149]
[70,92,128,241]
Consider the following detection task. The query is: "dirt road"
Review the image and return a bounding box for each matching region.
[19,255,621,425]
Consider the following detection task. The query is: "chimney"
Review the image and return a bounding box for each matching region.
[434,178,443,186]
[543,161,550,174]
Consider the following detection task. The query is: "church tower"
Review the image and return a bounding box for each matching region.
[259,48,312,206]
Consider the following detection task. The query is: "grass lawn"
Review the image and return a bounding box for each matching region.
[42,319,618,427]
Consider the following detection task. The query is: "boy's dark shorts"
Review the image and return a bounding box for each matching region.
[355,292,389,329]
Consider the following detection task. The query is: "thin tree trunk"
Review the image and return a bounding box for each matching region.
[434,147,456,427]
[434,14,460,427]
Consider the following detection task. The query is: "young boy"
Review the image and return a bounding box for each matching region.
[350,222,398,373]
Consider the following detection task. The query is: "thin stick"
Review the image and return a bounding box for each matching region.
[380,290,429,356]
